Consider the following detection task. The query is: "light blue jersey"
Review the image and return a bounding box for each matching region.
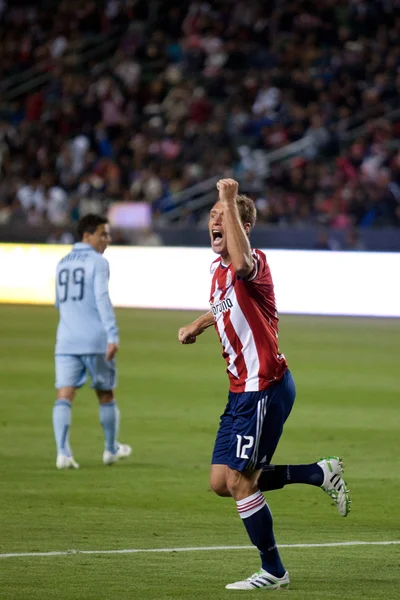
[55,242,119,355]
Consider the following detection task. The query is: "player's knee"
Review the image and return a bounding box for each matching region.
[96,390,114,404]
[225,469,242,496]
[56,387,76,402]
[209,473,230,497]
[226,469,258,499]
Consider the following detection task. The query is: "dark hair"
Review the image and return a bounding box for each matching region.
[77,214,108,240]
[236,194,257,229]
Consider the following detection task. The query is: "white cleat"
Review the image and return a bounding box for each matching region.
[56,454,79,470]
[226,569,290,590]
[318,456,351,517]
[103,442,132,465]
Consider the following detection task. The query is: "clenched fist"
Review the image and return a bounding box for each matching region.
[216,178,239,203]
[178,326,197,344]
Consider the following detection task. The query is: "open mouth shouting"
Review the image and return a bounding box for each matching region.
[211,228,224,250]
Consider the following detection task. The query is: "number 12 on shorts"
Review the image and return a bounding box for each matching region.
[236,435,254,459]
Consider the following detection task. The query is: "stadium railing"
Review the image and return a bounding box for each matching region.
[1,24,129,101]
[162,102,400,223]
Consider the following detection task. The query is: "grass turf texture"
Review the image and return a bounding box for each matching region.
[0,305,399,600]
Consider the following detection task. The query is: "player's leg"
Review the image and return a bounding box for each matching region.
[54,355,85,469]
[258,462,323,490]
[259,459,351,516]
[209,399,233,497]
[210,464,230,497]
[223,385,292,590]
[96,389,118,456]
[256,369,323,489]
[96,389,132,464]
[56,387,76,460]
[256,371,351,515]
[225,467,289,590]
[86,354,132,464]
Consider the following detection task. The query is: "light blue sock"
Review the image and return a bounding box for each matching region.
[115,405,120,442]
[99,400,118,453]
[64,431,72,458]
[53,399,72,456]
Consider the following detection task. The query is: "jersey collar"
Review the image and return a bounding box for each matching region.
[72,242,94,251]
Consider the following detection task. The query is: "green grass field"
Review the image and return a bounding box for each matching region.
[0,305,399,600]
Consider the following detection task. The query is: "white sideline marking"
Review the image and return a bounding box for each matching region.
[1,540,399,559]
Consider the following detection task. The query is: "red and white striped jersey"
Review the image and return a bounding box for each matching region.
[209,249,287,393]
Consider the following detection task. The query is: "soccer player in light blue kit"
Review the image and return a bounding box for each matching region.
[53,214,131,469]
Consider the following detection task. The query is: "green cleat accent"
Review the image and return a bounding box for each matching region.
[318,456,351,517]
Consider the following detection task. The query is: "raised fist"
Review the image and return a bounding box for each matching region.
[216,178,239,203]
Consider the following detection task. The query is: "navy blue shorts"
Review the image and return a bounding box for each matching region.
[211,369,296,472]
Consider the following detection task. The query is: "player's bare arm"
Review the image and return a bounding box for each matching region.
[178,311,214,344]
[217,179,254,278]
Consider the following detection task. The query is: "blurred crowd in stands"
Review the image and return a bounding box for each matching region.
[0,0,400,242]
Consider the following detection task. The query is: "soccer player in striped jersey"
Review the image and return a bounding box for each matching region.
[178,179,351,590]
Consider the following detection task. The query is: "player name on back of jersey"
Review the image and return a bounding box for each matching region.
[60,252,89,263]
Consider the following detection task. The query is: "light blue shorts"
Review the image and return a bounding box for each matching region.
[55,354,117,390]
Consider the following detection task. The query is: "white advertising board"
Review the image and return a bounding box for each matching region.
[0,244,398,317]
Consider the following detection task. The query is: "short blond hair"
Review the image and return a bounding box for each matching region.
[236,194,257,229]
